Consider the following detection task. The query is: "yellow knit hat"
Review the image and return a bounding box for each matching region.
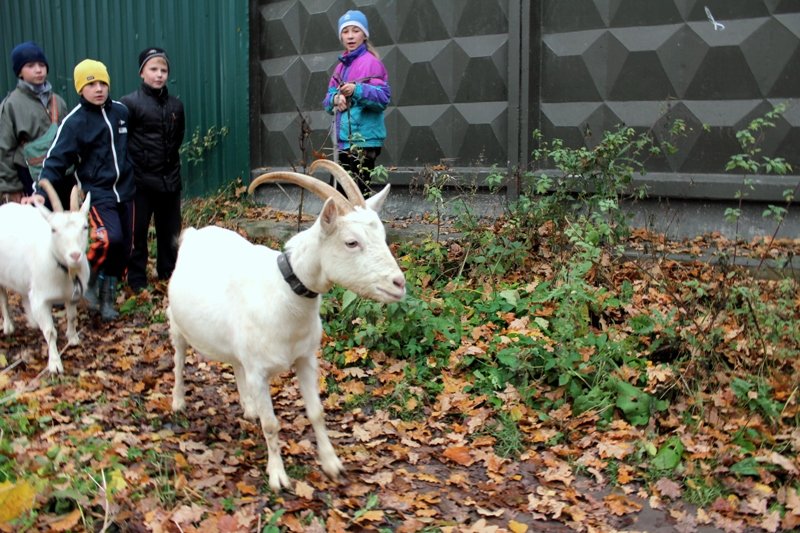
[73,59,110,94]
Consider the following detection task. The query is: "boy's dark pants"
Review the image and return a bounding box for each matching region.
[87,200,134,278]
[127,187,181,290]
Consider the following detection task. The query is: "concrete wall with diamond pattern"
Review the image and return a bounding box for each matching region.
[250,0,799,198]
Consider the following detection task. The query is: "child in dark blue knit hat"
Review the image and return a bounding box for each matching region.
[0,41,73,203]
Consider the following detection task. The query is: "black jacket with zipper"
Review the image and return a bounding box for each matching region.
[120,83,185,193]
[39,97,135,206]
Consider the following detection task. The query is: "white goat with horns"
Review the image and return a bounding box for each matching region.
[0,181,91,374]
[167,159,406,490]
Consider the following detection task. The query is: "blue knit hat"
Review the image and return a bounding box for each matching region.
[338,10,369,40]
[11,41,48,77]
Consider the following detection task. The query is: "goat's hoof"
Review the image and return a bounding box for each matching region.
[322,457,345,480]
[48,361,64,374]
[268,469,291,492]
[2,325,13,335]
[67,335,80,346]
[171,398,186,412]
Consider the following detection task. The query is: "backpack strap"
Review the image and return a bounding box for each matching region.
[49,96,58,124]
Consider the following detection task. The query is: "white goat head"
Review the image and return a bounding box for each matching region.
[37,186,91,278]
[260,159,406,303]
[168,160,404,491]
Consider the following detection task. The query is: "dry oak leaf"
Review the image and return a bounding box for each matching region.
[785,487,800,514]
[598,440,634,460]
[541,460,574,486]
[616,463,635,485]
[46,508,82,531]
[760,511,781,533]
[655,477,683,500]
[362,471,395,486]
[527,492,567,519]
[604,493,643,516]
[236,481,258,496]
[756,451,799,475]
[294,480,315,499]
[783,513,800,530]
[171,503,205,525]
[443,445,475,466]
[354,510,385,524]
[476,506,505,517]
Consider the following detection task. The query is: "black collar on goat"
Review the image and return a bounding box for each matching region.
[53,256,85,300]
[277,252,318,298]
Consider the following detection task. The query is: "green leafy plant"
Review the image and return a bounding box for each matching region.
[180,125,230,166]
[730,377,784,424]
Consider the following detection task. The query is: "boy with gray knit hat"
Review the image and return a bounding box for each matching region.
[0,41,72,203]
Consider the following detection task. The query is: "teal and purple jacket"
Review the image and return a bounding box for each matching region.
[323,44,390,150]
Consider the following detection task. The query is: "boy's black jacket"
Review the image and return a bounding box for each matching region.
[120,83,185,193]
[39,97,135,206]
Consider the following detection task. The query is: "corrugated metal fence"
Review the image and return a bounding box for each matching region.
[0,0,249,197]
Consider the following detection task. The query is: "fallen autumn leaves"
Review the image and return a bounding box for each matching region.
[0,208,798,532]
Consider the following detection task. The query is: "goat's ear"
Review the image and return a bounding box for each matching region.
[366,184,390,213]
[79,192,91,216]
[319,197,339,234]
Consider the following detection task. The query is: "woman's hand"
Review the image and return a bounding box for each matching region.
[334,93,349,112]
[339,83,355,97]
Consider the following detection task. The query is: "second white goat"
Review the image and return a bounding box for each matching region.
[0,185,91,374]
[167,160,405,490]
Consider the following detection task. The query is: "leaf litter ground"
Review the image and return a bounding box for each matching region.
[0,209,798,533]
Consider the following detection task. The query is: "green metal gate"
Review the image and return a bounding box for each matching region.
[0,0,249,197]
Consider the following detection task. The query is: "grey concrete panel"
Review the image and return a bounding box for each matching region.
[251,0,799,217]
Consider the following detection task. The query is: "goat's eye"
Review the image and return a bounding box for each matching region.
[345,239,359,249]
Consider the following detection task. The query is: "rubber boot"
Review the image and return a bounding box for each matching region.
[99,276,119,321]
[84,271,103,312]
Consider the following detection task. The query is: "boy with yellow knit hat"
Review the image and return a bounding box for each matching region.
[32,58,135,321]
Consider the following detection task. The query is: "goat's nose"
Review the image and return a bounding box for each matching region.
[70,252,82,262]
[393,276,406,290]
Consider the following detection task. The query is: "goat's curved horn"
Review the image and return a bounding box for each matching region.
[69,186,83,212]
[37,179,64,212]
[248,171,352,212]
[308,158,366,208]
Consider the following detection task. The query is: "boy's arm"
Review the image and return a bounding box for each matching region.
[177,101,186,149]
[37,121,79,190]
[0,101,19,185]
